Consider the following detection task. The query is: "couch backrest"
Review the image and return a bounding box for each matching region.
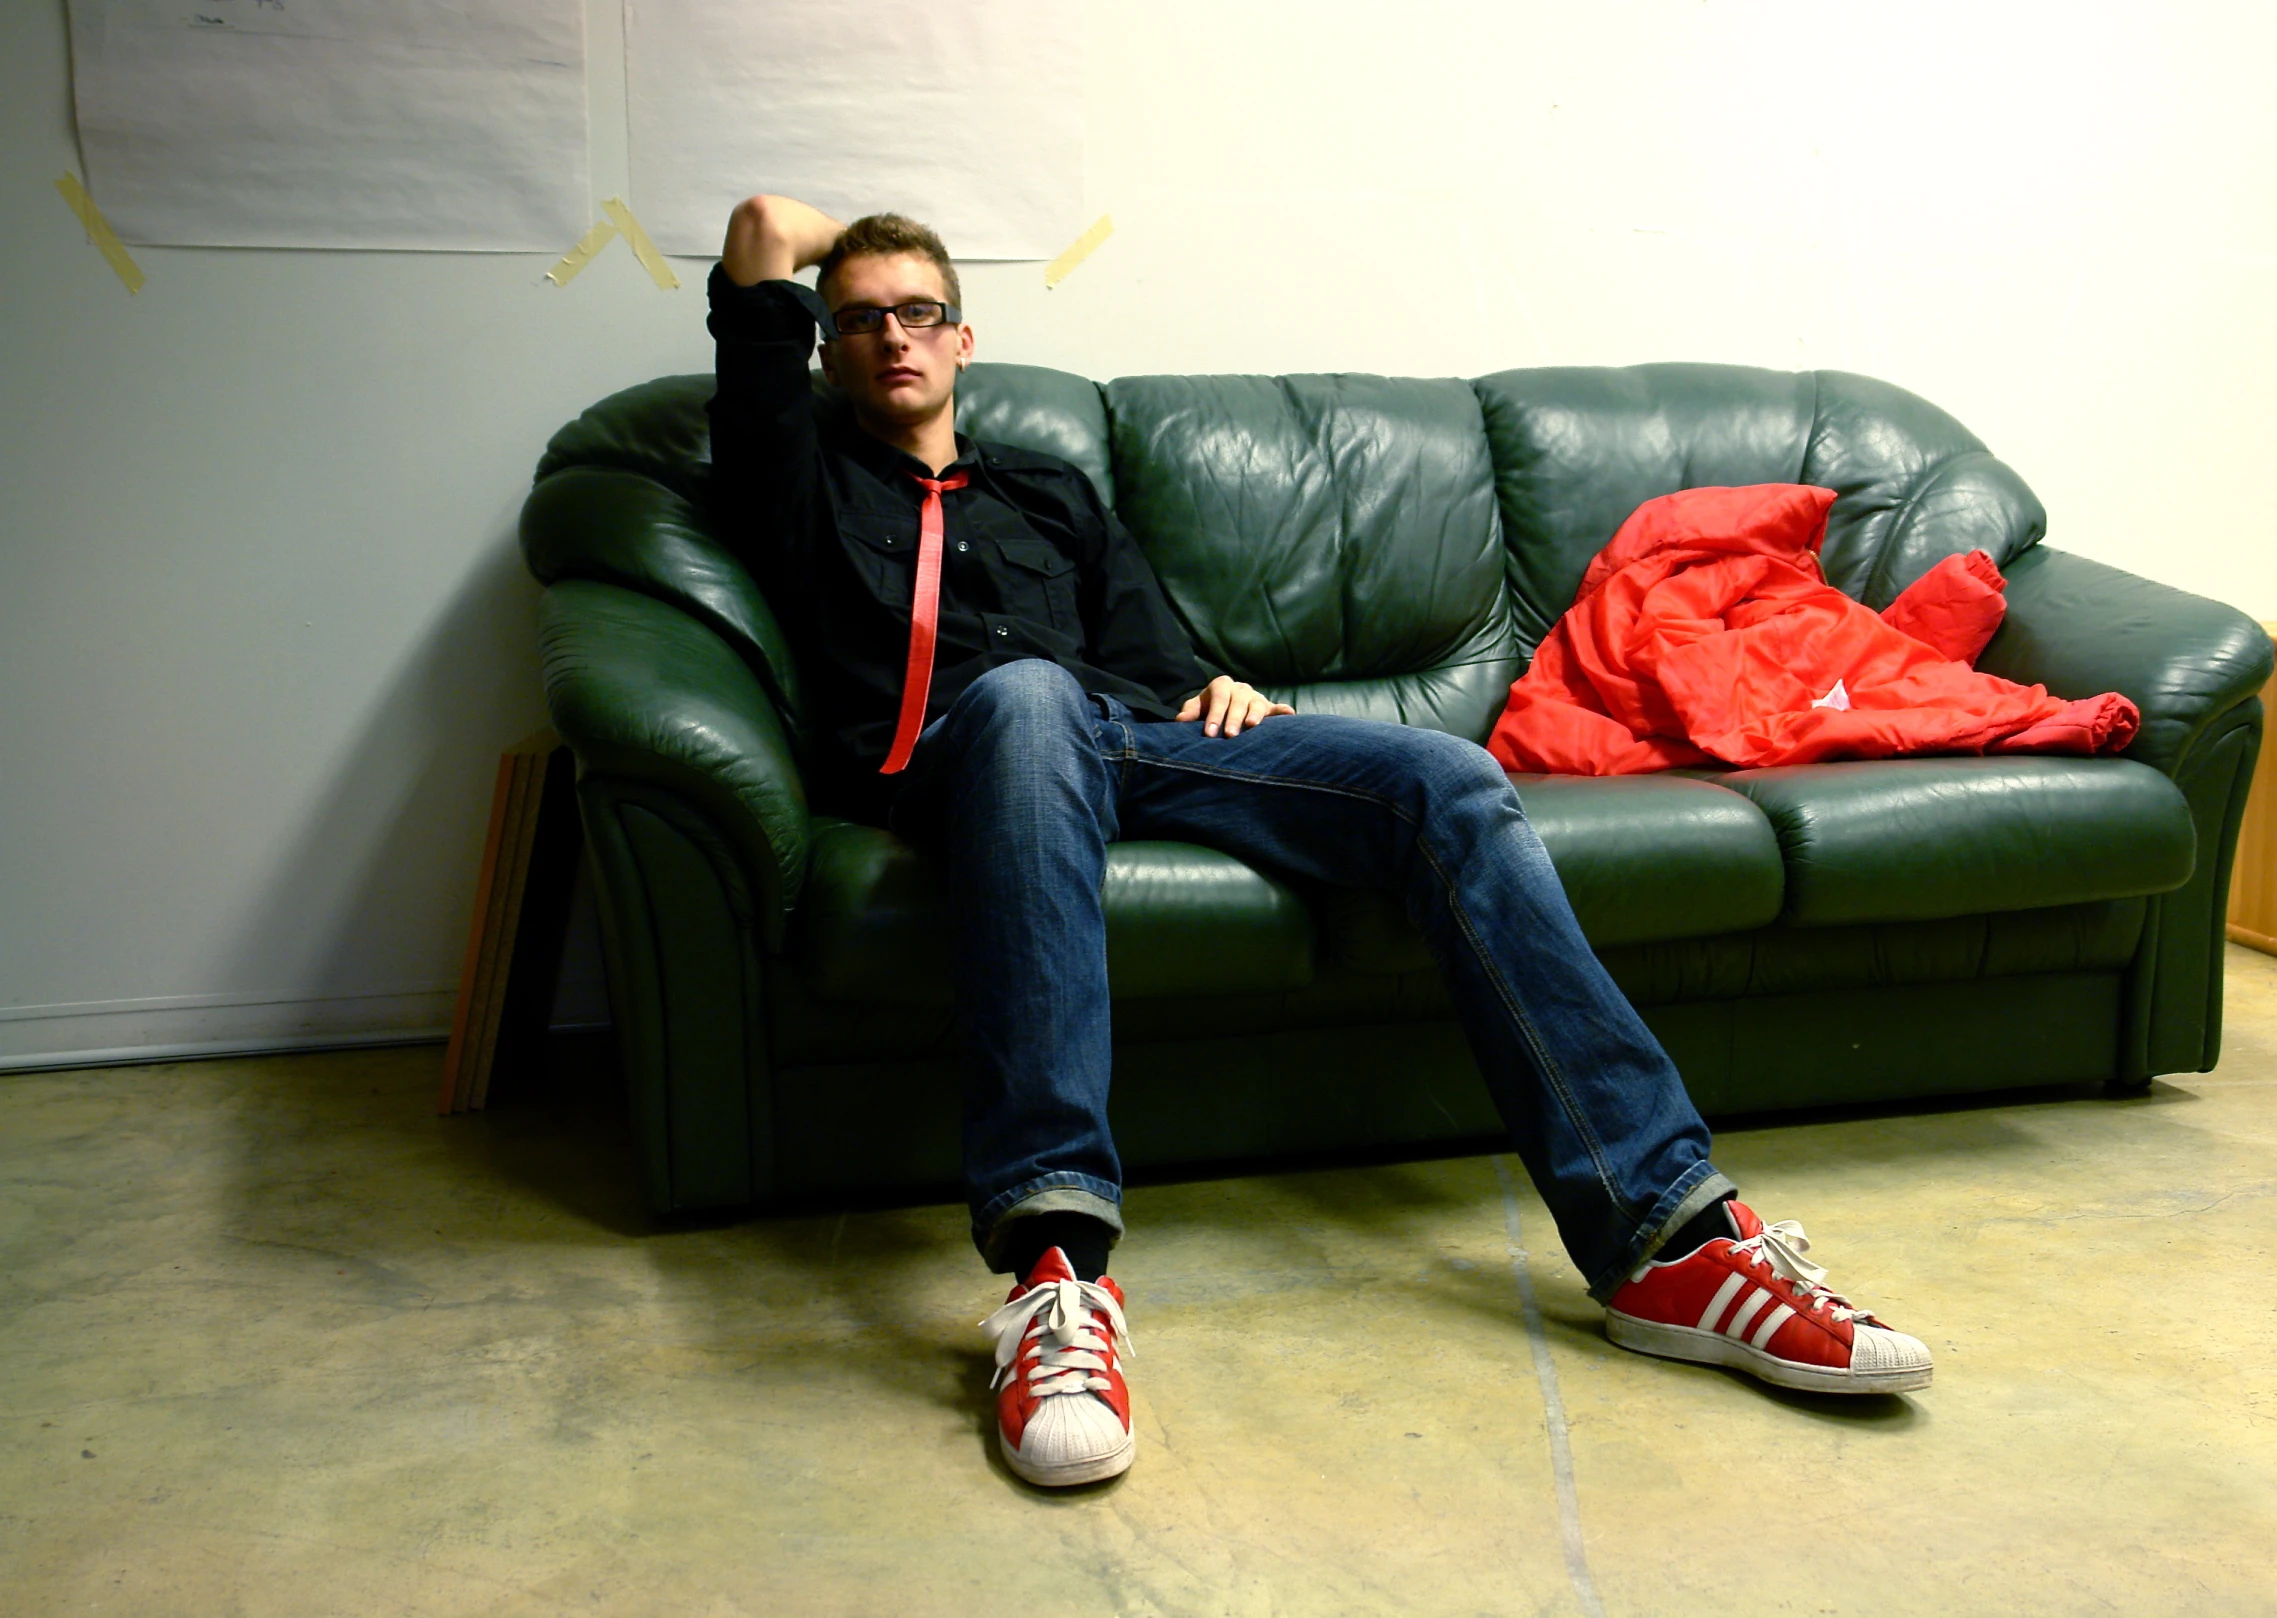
[1104,375,1523,741]
[955,364,1119,506]
[525,360,2048,751]
[1476,363,2047,651]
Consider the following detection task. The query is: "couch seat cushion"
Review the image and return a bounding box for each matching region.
[1315,774,1786,972]
[792,820,1314,1003]
[1717,757,2195,925]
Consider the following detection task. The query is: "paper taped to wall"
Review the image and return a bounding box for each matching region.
[623,0,1084,260]
[66,0,590,251]
[54,172,146,292]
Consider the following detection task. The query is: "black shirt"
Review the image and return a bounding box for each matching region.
[705,268,1213,822]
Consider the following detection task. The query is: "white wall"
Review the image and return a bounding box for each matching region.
[4,0,2273,1065]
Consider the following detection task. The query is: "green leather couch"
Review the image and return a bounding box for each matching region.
[521,362,2271,1216]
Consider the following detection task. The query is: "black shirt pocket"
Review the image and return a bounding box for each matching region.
[992,534,1081,635]
[837,516,915,611]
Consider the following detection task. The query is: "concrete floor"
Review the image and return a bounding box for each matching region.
[5,960,2277,1616]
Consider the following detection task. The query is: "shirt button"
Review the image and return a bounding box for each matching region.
[995,625,1010,638]
[956,541,970,553]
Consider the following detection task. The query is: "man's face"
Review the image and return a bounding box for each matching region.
[817,251,975,433]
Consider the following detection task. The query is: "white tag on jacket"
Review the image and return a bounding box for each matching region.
[1811,678,1852,711]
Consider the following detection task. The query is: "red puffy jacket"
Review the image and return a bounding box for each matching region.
[1486,484,2138,776]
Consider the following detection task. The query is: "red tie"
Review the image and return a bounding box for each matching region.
[878,471,970,774]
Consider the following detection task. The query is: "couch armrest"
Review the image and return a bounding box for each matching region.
[1979,545,2271,777]
[522,464,808,746]
[1980,545,2269,1078]
[538,578,809,947]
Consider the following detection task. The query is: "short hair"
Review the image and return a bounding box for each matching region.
[817,213,963,311]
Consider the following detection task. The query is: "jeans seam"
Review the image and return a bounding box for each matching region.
[1113,750,1417,810]
[1112,718,1136,789]
[1415,831,1642,1225]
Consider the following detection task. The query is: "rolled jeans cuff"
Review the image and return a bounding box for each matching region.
[975,1175,1125,1272]
[1588,1163,1739,1303]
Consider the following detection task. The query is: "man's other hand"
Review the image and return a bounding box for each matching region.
[721,194,845,287]
[1177,676,1296,738]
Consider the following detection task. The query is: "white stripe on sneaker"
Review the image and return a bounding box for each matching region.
[1725,1287,1773,1339]
[1748,1303,1797,1351]
[1696,1273,1748,1332]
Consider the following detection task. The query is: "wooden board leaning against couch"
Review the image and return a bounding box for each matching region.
[2224,623,2277,954]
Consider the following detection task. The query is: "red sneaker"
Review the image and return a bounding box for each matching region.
[979,1248,1136,1486]
[1604,1201,1933,1394]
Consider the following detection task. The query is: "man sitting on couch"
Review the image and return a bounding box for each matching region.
[705,192,1934,1488]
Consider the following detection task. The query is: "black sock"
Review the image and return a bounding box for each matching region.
[998,1212,1115,1283]
[1655,1194,1739,1263]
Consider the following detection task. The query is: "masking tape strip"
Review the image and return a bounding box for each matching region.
[602,197,680,290]
[547,218,620,286]
[1043,214,1114,290]
[55,172,145,294]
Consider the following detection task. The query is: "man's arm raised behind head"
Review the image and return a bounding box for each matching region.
[721,194,845,287]
[706,195,847,597]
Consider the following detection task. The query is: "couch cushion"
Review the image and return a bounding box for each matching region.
[1718,757,2195,926]
[1105,374,1523,743]
[1314,774,1786,971]
[791,820,1313,1003]
[1518,774,1789,942]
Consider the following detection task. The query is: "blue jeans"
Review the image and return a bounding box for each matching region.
[888,660,1733,1301]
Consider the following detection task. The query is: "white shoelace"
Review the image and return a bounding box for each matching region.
[980,1275,1134,1398]
[1733,1219,1868,1325]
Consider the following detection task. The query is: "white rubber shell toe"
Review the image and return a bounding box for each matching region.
[1848,1322,1934,1381]
[1003,1393,1135,1487]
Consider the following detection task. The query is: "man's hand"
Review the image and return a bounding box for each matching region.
[721,194,845,287]
[1176,676,1295,737]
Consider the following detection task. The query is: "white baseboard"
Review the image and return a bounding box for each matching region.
[0,987,455,1073]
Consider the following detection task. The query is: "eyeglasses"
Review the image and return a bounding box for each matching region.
[829,300,961,338]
